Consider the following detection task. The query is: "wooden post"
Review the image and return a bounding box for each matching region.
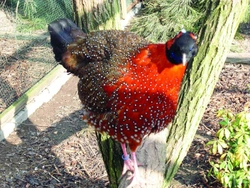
[119,129,168,188]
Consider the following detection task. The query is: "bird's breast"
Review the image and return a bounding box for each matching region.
[86,43,187,148]
[102,44,186,133]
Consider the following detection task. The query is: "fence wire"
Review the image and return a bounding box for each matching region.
[0,0,74,114]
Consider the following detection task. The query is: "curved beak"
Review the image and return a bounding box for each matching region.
[182,53,187,66]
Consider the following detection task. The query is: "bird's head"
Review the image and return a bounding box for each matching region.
[166,29,198,66]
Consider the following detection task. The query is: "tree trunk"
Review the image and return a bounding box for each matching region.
[96,133,123,188]
[72,0,121,33]
[162,0,248,187]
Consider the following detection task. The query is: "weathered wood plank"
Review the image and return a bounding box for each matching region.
[226,53,250,64]
[119,128,168,188]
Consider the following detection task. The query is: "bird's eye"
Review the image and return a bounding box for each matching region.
[190,46,197,56]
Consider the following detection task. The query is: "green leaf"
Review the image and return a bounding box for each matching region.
[227,111,235,120]
[207,109,250,188]
[212,141,218,155]
[217,143,223,154]
[224,128,231,140]
[217,109,225,117]
[219,161,227,169]
[238,135,244,144]
[217,129,223,139]
[239,159,247,169]
[220,153,227,160]
[223,175,230,186]
[219,140,228,148]
[227,161,233,172]
[219,119,229,127]
[246,136,250,146]
[206,140,215,146]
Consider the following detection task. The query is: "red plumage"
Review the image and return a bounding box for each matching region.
[96,43,187,151]
[48,18,198,187]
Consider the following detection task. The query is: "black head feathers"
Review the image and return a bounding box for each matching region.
[166,29,198,65]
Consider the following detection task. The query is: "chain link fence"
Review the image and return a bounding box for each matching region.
[0,0,74,113]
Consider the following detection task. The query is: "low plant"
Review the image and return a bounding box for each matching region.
[207,107,250,188]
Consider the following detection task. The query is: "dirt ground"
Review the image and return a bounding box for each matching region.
[0,9,250,188]
[0,10,56,113]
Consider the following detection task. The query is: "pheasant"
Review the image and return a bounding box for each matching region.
[48,18,198,187]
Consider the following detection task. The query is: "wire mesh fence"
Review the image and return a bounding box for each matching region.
[0,0,74,113]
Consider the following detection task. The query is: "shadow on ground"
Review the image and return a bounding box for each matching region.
[0,76,109,188]
[0,109,109,187]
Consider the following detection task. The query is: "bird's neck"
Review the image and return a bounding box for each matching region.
[136,43,187,79]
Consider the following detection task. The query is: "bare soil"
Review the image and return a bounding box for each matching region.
[0,10,250,188]
[0,10,56,113]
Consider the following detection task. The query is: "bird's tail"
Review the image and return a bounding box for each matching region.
[48,18,85,62]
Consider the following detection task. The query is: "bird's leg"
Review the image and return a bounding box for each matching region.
[131,151,139,178]
[126,151,146,188]
[121,143,134,175]
[120,146,149,187]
